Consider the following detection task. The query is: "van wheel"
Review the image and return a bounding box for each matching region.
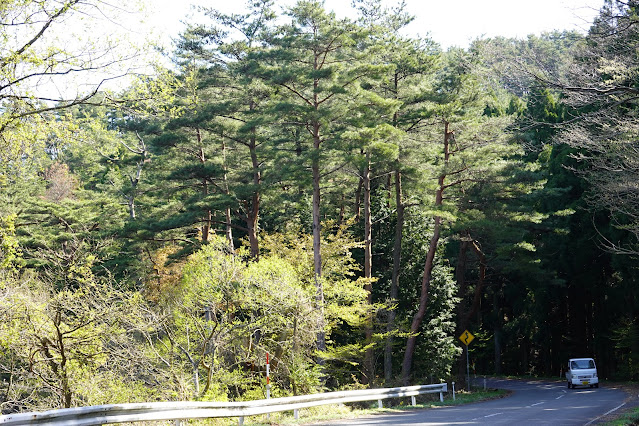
[595,384,599,388]
[567,382,572,389]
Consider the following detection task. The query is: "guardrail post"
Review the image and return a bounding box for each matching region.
[174,420,182,426]
[294,409,299,419]
[483,377,486,390]
[411,395,417,406]
[378,399,383,408]
[452,381,456,401]
[238,416,244,425]
[439,390,443,402]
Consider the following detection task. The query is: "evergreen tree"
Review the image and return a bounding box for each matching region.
[399,48,515,384]
[247,0,392,353]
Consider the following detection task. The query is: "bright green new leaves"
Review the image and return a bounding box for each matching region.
[260,227,371,332]
[0,277,152,409]
[174,238,321,397]
[0,0,142,132]
[0,213,21,270]
[168,229,372,397]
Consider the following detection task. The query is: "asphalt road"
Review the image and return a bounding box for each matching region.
[312,378,628,425]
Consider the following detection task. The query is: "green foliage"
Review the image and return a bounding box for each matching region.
[0,273,159,410]
[4,0,639,416]
[145,229,371,399]
[261,225,371,326]
[412,256,461,382]
[0,213,21,270]
[16,192,126,289]
[160,235,322,398]
[611,317,639,380]
[260,226,374,385]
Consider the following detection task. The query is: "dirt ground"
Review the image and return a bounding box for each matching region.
[595,382,639,424]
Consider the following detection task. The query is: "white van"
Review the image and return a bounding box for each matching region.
[566,358,599,389]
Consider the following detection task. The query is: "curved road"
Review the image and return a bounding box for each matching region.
[313,378,628,425]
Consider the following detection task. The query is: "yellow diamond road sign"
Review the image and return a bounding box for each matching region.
[459,330,475,346]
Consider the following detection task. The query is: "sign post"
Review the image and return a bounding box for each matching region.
[266,352,271,419]
[458,330,475,391]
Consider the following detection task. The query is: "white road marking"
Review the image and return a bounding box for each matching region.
[529,402,545,407]
[555,394,565,400]
[471,413,504,421]
[584,402,627,426]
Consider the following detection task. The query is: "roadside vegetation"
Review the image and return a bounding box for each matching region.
[605,409,639,426]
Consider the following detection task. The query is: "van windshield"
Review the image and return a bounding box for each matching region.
[571,360,595,369]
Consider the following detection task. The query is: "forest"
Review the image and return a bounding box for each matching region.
[1,0,639,412]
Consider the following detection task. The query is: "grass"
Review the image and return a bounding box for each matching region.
[603,406,639,425]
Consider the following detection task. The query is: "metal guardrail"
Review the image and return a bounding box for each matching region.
[0,383,448,425]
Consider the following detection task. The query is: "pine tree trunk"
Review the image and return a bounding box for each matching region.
[400,215,441,385]
[400,121,451,385]
[312,123,326,353]
[363,153,374,385]
[354,175,363,222]
[123,132,147,220]
[385,75,402,382]
[225,207,234,249]
[220,139,234,250]
[197,129,211,242]
[127,154,145,220]
[246,130,261,259]
[311,47,326,353]
[384,167,403,382]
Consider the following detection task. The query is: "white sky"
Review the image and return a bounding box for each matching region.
[145,0,604,49]
[36,0,603,97]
